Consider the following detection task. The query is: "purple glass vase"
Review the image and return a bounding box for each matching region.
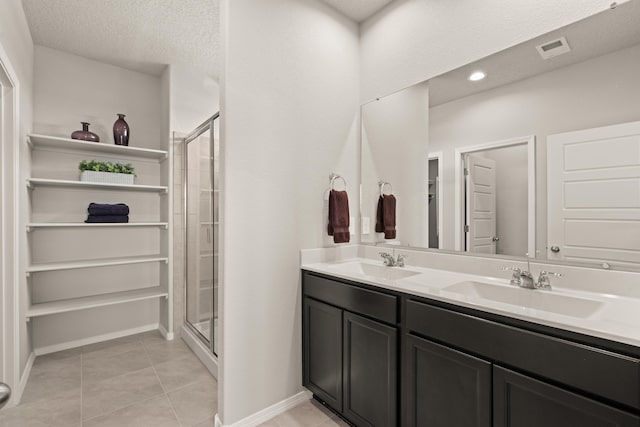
[71,122,100,142]
[113,113,130,146]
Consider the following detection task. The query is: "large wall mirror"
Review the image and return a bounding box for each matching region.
[360,1,640,270]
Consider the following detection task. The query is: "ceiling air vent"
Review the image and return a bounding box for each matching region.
[536,36,571,59]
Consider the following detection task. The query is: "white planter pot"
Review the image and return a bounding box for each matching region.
[80,171,135,185]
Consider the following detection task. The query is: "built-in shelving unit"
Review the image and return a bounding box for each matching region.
[25,132,173,351]
[27,178,168,193]
[28,134,168,160]
[27,222,168,230]
[26,287,168,319]
[27,255,168,274]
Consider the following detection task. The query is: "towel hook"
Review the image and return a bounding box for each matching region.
[330,173,347,191]
[379,181,392,197]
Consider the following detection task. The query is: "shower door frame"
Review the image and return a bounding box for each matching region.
[183,113,219,356]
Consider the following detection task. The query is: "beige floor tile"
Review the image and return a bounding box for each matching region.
[32,347,82,366]
[21,356,81,404]
[145,339,196,365]
[167,377,218,426]
[81,337,144,361]
[138,330,168,346]
[83,395,180,427]
[0,388,81,427]
[82,367,164,420]
[82,345,151,385]
[193,416,216,427]
[154,353,211,392]
[272,400,337,427]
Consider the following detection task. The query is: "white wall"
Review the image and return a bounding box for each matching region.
[33,46,162,150]
[220,0,360,423]
[430,43,640,254]
[0,0,34,397]
[169,65,219,134]
[360,0,619,102]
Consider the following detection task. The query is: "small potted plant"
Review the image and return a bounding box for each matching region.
[79,160,136,185]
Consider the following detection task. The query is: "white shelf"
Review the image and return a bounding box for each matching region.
[27,255,168,274]
[28,134,168,160]
[27,222,168,230]
[27,178,168,193]
[26,287,168,319]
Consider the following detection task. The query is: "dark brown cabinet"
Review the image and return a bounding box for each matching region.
[343,312,397,427]
[403,334,491,427]
[302,270,640,427]
[494,366,639,427]
[303,272,399,426]
[303,297,343,411]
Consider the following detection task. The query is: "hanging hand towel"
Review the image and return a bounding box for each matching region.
[87,203,130,216]
[375,194,396,239]
[328,190,350,244]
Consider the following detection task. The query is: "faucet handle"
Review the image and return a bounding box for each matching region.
[501,266,522,286]
[396,254,407,267]
[536,270,563,289]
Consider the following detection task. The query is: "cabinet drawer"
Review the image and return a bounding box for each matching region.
[406,299,640,410]
[303,272,398,324]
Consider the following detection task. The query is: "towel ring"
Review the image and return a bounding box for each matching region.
[330,173,347,191]
[379,181,392,197]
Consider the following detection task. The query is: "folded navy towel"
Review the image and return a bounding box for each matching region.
[87,203,129,216]
[85,215,129,223]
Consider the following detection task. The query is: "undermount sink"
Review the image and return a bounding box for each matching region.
[327,261,421,281]
[443,281,603,318]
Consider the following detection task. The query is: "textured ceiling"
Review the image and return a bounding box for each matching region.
[429,1,640,106]
[21,0,219,78]
[320,0,394,22]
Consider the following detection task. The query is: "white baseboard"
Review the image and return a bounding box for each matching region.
[181,325,217,379]
[216,390,312,427]
[10,351,35,407]
[158,323,174,341]
[34,323,159,355]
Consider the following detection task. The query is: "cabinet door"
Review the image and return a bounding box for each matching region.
[403,334,491,427]
[343,312,397,427]
[494,366,640,427]
[303,297,343,411]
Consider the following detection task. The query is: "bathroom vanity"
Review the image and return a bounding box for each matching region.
[301,259,640,427]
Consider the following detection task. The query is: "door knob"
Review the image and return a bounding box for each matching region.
[492,236,500,242]
[0,382,11,409]
[550,246,560,253]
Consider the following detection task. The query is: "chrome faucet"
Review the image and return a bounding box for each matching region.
[379,252,407,267]
[536,270,563,290]
[501,267,563,290]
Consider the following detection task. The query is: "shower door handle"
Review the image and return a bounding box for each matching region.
[0,383,11,409]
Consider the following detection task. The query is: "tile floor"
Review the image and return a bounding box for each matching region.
[0,331,217,427]
[0,331,348,427]
[258,399,350,427]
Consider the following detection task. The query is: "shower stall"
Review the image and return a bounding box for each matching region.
[183,113,219,356]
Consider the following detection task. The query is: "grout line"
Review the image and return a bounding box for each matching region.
[143,341,183,427]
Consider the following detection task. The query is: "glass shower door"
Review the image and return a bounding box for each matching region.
[185,114,219,355]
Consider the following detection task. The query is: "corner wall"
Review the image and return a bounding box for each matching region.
[360,0,617,102]
[219,0,360,423]
[0,0,34,397]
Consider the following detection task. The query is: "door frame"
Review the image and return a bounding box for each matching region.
[427,152,443,249]
[0,41,21,406]
[454,136,536,258]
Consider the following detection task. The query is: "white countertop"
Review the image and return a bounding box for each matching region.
[302,258,640,349]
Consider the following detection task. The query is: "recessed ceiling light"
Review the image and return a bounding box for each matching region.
[468,71,486,82]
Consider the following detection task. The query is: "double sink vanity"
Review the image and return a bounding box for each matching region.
[301,248,640,427]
